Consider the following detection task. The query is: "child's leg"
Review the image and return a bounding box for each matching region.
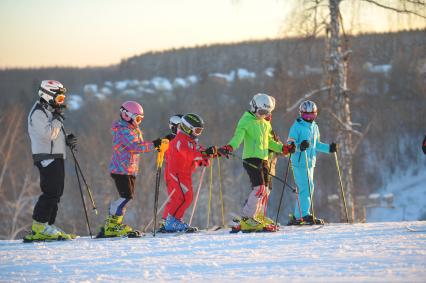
[164,173,187,220]
[292,167,315,218]
[109,174,136,217]
[242,158,267,218]
[161,176,175,220]
[168,174,193,220]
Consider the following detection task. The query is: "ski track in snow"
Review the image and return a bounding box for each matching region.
[0,222,425,283]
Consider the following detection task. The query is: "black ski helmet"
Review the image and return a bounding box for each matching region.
[180,113,204,138]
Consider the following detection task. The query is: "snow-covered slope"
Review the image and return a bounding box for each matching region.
[367,169,426,222]
[1,222,425,282]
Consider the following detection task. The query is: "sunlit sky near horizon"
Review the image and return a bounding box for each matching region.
[0,0,424,68]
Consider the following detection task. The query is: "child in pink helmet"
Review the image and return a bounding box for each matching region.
[98,101,162,238]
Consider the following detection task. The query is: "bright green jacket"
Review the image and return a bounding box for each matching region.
[228,111,283,160]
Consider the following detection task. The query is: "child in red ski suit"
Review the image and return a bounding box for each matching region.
[163,113,216,232]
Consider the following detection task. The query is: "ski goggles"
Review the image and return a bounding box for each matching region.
[301,112,317,121]
[131,113,144,124]
[122,109,144,124]
[256,108,271,116]
[54,94,66,105]
[192,127,203,136]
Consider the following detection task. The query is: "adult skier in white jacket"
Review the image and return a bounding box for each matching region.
[24,80,77,242]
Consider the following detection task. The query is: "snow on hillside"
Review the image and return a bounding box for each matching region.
[1,222,425,282]
[367,168,426,222]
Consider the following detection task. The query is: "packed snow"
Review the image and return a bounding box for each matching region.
[1,221,425,282]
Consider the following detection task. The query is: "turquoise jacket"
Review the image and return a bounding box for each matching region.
[287,117,330,168]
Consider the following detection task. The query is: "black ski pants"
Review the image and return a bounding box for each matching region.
[33,158,65,225]
[243,158,270,187]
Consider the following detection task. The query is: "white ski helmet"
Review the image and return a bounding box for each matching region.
[299,100,318,121]
[38,80,67,105]
[249,93,276,115]
[169,114,183,131]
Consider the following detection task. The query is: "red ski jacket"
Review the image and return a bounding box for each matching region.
[165,130,207,177]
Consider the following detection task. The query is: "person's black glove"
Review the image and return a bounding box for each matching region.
[329,142,338,153]
[152,138,162,150]
[202,146,218,156]
[164,133,175,141]
[66,133,77,150]
[300,140,310,151]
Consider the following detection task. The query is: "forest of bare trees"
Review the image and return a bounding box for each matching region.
[0,30,425,239]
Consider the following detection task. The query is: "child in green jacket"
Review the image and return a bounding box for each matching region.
[219,93,295,232]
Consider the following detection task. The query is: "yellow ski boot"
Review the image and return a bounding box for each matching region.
[23,221,69,242]
[103,215,133,237]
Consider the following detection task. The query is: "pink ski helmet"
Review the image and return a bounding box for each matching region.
[120,101,144,125]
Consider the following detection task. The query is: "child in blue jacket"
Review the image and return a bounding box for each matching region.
[287,100,337,225]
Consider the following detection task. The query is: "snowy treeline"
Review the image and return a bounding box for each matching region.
[0,30,425,239]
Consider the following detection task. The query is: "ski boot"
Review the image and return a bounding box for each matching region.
[255,213,279,231]
[157,219,167,233]
[23,220,71,242]
[230,218,242,233]
[49,224,75,239]
[101,215,135,237]
[164,215,197,233]
[239,217,265,233]
[287,214,325,226]
[302,215,325,225]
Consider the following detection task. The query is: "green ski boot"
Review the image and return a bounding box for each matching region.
[103,215,134,237]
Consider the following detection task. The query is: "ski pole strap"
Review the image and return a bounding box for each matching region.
[156,139,169,169]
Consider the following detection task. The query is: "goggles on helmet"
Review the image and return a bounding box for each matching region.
[192,127,203,136]
[257,109,270,116]
[121,108,144,124]
[301,112,317,121]
[54,94,66,105]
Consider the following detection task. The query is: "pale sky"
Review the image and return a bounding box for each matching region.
[0,0,424,68]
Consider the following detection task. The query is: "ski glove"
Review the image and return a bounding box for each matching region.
[283,142,296,155]
[329,142,338,153]
[164,133,175,141]
[218,145,233,158]
[202,146,218,157]
[66,133,77,150]
[300,140,310,151]
[197,158,210,167]
[152,138,162,150]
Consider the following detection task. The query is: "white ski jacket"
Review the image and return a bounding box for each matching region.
[28,101,66,163]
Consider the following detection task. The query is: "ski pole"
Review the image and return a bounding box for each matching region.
[304,151,316,223]
[189,166,206,226]
[143,188,176,233]
[61,127,98,214]
[153,139,169,237]
[228,152,297,193]
[217,157,226,227]
[74,160,93,238]
[274,154,292,226]
[206,160,214,229]
[334,152,350,223]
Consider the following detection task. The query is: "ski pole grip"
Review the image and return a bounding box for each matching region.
[156,139,169,168]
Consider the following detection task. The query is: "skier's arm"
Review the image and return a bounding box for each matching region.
[315,130,330,154]
[228,119,246,150]
[268,135,284,153]
[118,128,154,153]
